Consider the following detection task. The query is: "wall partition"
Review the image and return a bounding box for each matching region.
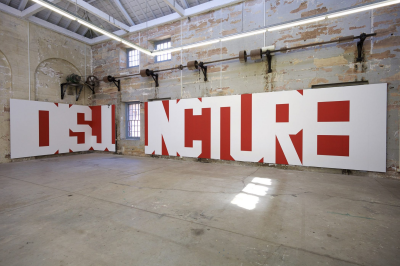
[145,84,387,172]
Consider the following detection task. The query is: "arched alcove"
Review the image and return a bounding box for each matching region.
[0,50,12,94]
[35,58,85,104]
[0,50,12,163]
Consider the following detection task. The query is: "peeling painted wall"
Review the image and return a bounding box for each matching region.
[0,12,92,163]
[91,0,400,175]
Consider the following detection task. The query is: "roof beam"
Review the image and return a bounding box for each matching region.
[125,0,142,23]
[112,0,134,26]
[185,0,244,17]
[162,0,184,16]
[180,0,188,9]
[21,0,61,18]
[0,2,22,16]
[146,1,157,19]
[135,0,149,21]
[18,0,29,11]
[91,0,246,44]
[28,16,89,43]
[64,0,130,31]
[154,0,165,16]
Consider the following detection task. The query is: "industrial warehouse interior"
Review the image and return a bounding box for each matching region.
[1,0,400,265]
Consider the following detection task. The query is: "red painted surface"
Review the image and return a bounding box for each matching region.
[104,147,109,152]
[69,129,85,144]
[77,113,92,127]
[198,98,202,102]
[318,101,350,122]
[275,136,288,165]
[162,135,169,156]
[89,106,102,143]
[54,150,59,154]
[184,108,211,159]
[69,104,73,108]
[69,149,73,153]
[241,94,252,151]
[276,104,289,123]
[317,135,349,156]
[297,90,303,95]
[162,100,169,121]
[54,103,59,107]
[145,102,148,146]
[176,99,180,104]
[152,150,155,155]
[220,107,234,161]
[89,147,94,150]
[112,105,115,144]
[289,129,303,164]
[39,110,49,147]
[258,158,264,163]
[177,152,180,157]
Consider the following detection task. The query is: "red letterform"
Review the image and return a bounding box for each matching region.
[162,100,169,121]
[220,107,234,161]
[112,105,115,144]
[69,129,85,144]
[184,108,211,159]
[162,135,169,156]
[317,135,349,156]
[39,110,49,147]
[275,136,288,165]
[276,104,289,123]
[145,102,148,146]
[89,106,102,143]
[289,129,303,164]
[318,101,350,122]
[241,94,252,151]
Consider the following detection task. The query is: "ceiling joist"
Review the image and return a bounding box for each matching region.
[63,0,130,31]
[162,0,184,16]
[111,0,135,26]
[21,0,61,18]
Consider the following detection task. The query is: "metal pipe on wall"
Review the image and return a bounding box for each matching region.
[108,33,376,81]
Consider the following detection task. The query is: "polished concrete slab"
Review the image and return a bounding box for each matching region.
[0,154,399,266]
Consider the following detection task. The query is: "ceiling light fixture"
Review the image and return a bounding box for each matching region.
[31,0,76,20]
[328,0,400,18]
[152,47,182,56]
[267,16,326,31]
[77,19,121,41]
[221,29,266,41]
[182,39,220,50]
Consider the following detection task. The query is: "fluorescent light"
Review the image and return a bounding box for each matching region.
[183,39,220,50]
[328,0,400,18]
[121,40,152,55]
[77,19,121,41]
[221,29,266,41]
[267,16,326,31]
[152,47,182,56]
[32,0,76,20]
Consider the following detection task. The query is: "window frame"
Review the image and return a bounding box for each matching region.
[125,102,141,140]
[154,38,172,63]
[127,48,140,68]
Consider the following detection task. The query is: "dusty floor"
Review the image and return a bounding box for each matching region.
[0,154,399,266]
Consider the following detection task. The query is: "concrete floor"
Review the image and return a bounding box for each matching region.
[0,154,399,266]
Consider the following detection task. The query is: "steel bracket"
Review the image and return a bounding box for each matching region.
[75,84,84,101]
[150,72,159,87]
[199,62,208,81]
[84,82,96,95]
[266,50,272,73]
[356,33,367,62]
[61,83,84,101]
[61,83,68,100]
[112,79,121,91]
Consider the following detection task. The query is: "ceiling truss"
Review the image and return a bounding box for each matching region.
[0,0,244,45]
